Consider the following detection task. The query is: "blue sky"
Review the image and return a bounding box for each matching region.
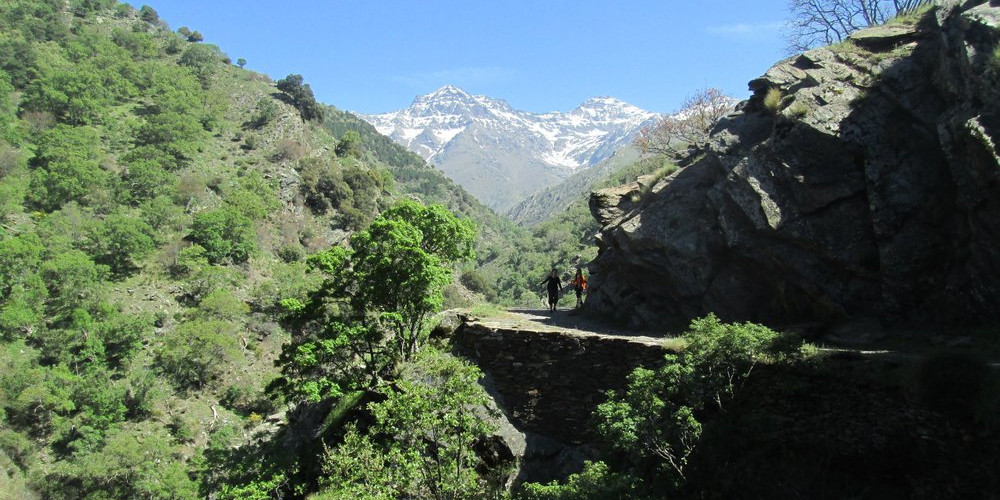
[132,1,791,115]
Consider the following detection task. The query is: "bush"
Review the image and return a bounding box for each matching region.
[197,289,250,322]
[519,461,646,500]
[157,319,242,389]
[335,130,362,158]
[189,207,258,264]
[595,314,795,488]
[247,97,279,130]
[86,213,157,276]
[221,382,274,416]
[460,270,494,300]
[138,5,158,23]
[271,138,305,162]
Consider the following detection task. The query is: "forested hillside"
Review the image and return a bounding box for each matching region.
[0,1,522,497]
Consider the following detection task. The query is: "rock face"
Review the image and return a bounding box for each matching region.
[586,1,1000,330]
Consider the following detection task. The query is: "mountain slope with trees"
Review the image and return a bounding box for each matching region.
[0,2,524,498]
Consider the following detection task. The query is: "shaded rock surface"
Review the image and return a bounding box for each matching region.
[452,312,670,483]
[587,1,1000,331]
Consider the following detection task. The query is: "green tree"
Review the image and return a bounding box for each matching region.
[272,201,474,404]
[0,70,18,144]
[117,157,174,204]
[189,206,258,264]
[21,64,114,125]
[236,57,246,68]
[276,74,323,122]
[27,125,108,211]
[86,213,157,276]
[224,169,280,220]
[335,130,362,158]
[318,349,497,500]
[39,249,108,321]
[157,319,242,389]
[519,461,647,500]
[138,5,159,23]
[196,288,250,322]
[44,421,198,499]
[178,43,220,87]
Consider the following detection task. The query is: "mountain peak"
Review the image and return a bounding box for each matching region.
[572,96,652,120]
[412,84,474,106]
[430,84,470,98]
[363,89,660,211]
[578,96,628,107]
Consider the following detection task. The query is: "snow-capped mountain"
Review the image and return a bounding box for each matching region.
[362,85,660,211]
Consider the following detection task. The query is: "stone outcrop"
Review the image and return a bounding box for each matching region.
[586,1,1000,331]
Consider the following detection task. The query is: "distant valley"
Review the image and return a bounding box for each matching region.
[362,85,659,212]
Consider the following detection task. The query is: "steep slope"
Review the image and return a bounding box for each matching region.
[504,145,644,226]
[364,85,659,211]
[322,105,516,242]
[0,3,526,498]
[586,2,1000,331]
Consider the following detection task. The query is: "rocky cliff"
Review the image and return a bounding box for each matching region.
[586,1,1000,331]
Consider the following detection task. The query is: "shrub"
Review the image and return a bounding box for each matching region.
[247,98,279,130]
[271,138,304,161]
[86,213,157,276]
[197,289,250,322]
[595,314,795,487]
[276,244,304,263]
[189,207,258,264]
[138,5,158,23]
[319,349,498,499]
[519,461,647,500]
[157,319,242,389]
[221,382,274,416]
[459,269,490,295]
[335,130,362,158]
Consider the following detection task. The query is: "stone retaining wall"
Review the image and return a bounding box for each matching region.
[453,320,669,444]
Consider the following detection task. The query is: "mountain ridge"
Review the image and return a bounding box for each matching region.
[362,85,659,211]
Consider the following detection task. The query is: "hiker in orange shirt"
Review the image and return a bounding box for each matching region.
[569,268,587,308]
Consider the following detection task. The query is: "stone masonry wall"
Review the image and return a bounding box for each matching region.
[453,319,668,444]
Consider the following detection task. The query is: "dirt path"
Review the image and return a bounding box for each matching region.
[467,308,673,348]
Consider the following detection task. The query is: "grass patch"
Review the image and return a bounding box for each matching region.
[886,2,935,26]
[468,302,511,319]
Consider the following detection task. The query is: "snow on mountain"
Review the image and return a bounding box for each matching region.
[361,85,660,211]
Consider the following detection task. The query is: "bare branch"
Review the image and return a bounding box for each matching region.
[634,88,737,160]
[785,0,931,52]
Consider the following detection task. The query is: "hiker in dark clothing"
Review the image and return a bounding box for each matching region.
[541,268,562,312]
